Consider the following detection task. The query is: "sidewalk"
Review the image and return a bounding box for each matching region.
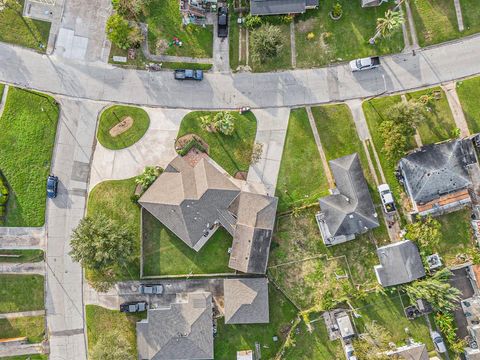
[0,310,45,319]
[0,227,45,250]
[0,261,45,275]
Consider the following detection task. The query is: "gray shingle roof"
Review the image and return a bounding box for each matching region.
[250,0,309,15]
[136,292,214,360]
[374,240,426,287]
[318,153,379,243]
[398,139,476,205]
[386,343,429,360]
[224,278,269,324]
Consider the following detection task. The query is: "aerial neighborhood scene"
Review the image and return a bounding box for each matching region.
[1,0,480,359]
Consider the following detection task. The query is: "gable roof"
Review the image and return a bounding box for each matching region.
[386,343,429,360]
[136,292,213,360]
[224,278,269,324]
[319,153,379,242]
[398,139,476,205]
[374,240,426,287]
[250,0,309,15]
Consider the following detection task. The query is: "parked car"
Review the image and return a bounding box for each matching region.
[349,56,380,72]
[139,284,164,295]
[378,183,396,214]
[174,69,203,81]
[344,343,357,360]
[120,301,147,313]
[431,331,447,353]
[46,175,58,199]
[217,7,228,37]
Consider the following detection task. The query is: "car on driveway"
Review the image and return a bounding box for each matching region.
[174,69,203,81]
[344,343,357,360]
[47,175,58,199]
[431,331,447,353]
[139,284,164,295]
[217,7,228,37]
[349,56,380,72]
[378,183,396,214]
[120,301,147,313]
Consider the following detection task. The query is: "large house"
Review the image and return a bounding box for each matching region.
[139,154,277,274]
[250,0,318,16]
[398,138,478,216]
[316,153,379,246]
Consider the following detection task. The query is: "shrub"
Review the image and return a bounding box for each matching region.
[112,0,150,19]
[214,112,235,136]
[127,23,144,48]
[106,14,132,50]
[135,166,162,190]
[251,24,283,64]
[307,32,315,40]
[177,137,207,156]
[280,15,293,24]
[244,14,263,30]
[331,3,342,18]
[250,142,264,165]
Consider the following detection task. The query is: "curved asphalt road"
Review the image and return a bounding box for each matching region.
[0,35,480,109]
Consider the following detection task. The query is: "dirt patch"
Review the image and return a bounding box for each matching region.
[296,18,316,33]
[234,171,247,180]
[156,39,169,55]
[109,116,134,137]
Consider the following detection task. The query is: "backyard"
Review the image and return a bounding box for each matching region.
[0,0,51,52]
[142,210,233,276]
[0,87,59,227]
[0,275,44,313]
[177,111,257,176]
[0,316,45,343]
[295,0,403,68]
[457,76,480,133]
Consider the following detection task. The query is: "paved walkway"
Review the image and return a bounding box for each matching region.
[453,0,465,32]
[213,22,230,72]
[0,261,45,275]
[442,82,470,137]
[305,106,334,188]
[0,227,45,250]
[89,107,188,191]
[0,343,45,358]
[0,84,9,118]
[0,310,45,319]
[404,0,419,49]
[290,22,296,68]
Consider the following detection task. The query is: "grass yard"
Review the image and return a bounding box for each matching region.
[228,2,240,71]
[295,0,403,68]
[214,285,298,359]
[461,0,480,35]
[457,77,480,133]
[0,250,44,263]
[0,0,50,52]
[177,111,257,176]
[86,305,145,359]
[0,316,45,343]
[97,105,150,150]
[0,88,59,227]
[0,275,44,313]
[143,0,213,58]
[87,178,140,280]
[275,108,329,213]
[142,210,233,276]
[406,87,456,145]
[0,356,48,360]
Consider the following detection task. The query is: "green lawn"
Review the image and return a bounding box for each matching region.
[0,88,59,226]
[406,87,456,145]
[0,275,44,313]
[0,316,45,343]
[0,250,44,263]
[214,285,298,359]
[142,209,233,276]
[457,77,480,133]
[0,0,51,52]
[97,105,150,150]
[229,2,240,71]
[275,108,329,213]
[87,178,140,280]
[461,0,480,35]
[295,0,403,68]
[143,0,213,58]
[0,356,48,360]
[86,305,145,359]
[177,111,257,176]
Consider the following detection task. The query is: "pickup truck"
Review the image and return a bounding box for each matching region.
[349,56,380,72]
[217,7,228,37]
[174,69,203,81]
[378,183,396,214]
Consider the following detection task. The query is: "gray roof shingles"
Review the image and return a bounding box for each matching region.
[224,278,269,324]
[250,0,308,15]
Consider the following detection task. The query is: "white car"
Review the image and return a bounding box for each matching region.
[431,331,447,353]
[378,183,396,214]
[344,344,357,360]
[349,56,381,72]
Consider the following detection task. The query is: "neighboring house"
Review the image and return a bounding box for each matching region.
[398,139,478,217]
[374,240,426,287]
[316,153,379,246]
[336,312,355,340]
[224,278,269,324]
[361,0,387,7]
[386,341,429,360]
[136,292,214,360]
[250,0,318,16]
[139,154,278,274]
[465,324,480,359]
[237,350,254,360]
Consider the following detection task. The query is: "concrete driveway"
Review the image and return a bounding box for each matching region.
[89,107,188,191]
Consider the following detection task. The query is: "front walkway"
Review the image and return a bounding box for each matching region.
[0,342,45,358]
[442,82,470,137]
[0,227,45,250]
[0,261,45,275]
[0,310,45,319]
[89,107,188,191]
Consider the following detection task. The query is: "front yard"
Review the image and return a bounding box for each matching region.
[0,275,44,313]
[457,76,480,133]
[0,87,59,227]
[0,316,45,343]
[0,250,44,263]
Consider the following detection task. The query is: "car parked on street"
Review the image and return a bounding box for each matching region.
[47,175,58,199]
[431,331,447,353]
[120,301,147,313]
[378,183,396,214]
[174,69,203,81]
[217,7,228,37]
[139,284,164,295]
[349,56,380,72]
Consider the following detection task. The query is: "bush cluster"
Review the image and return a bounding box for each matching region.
[0,175,9,219]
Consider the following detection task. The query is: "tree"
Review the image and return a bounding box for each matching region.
[353,322,391,360]
[214,112,235,135]
[106,14,132,50]
[69,215,135,271]
[244,14,262,30]
[379,119,409,162]
[112,0,150,19]
[406,215,441,252]
[127,23,144,48]
[135,166,161,190]
[251,24,283,64]
[90,330,132,360]
[404,268,461,312]
[376,9,404,39]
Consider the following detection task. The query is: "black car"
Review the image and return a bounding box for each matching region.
[120,301,147,313]
[47,175,58,199]
[217,7,228,37]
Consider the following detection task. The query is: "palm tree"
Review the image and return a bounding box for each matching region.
[370,9,404,44]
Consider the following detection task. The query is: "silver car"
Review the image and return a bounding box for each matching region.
[431,331,447,353]
[139,284,164,295]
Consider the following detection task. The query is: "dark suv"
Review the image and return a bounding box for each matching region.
[217,7,228,37]
[47,175,58,199]
[120,301,147,313]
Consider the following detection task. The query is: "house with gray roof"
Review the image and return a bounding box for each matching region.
[374,240,425,287]
[398,138,478,216]
[316,153,379,246]
[386,342,429,360]
[139,154,277,274]
[250,0,318,16]
[136,292,214,360]
[224,278,269,324]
